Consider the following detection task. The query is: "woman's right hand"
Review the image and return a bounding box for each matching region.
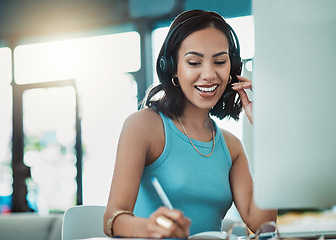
[231,75,253,125]
[146,207,191,239]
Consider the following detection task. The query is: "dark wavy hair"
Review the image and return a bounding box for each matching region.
[143,9,242,120]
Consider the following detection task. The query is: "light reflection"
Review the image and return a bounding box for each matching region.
[23,87,76,134]
[15,31,140,211]
[14,31,141,84]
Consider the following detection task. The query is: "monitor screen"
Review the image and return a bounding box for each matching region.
[252,0,336,209]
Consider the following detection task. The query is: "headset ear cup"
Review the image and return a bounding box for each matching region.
[159,56,168,73]
[159,55,174,75]
[235,57,242,76]
[159,56,166,73]
[231,53,242,77]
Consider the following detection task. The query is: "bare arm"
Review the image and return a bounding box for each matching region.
[103,109,190,238]
[223,130,277,233]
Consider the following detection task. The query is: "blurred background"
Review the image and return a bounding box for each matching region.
[0,0,254,215]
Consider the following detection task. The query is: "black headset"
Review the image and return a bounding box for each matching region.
[159,15,242,78]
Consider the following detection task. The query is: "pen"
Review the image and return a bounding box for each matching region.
[151,177,174,210]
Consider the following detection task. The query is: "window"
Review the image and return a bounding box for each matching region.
[23,86,77,213]
[11,31,140,212]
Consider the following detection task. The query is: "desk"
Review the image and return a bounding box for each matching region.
[75,210,336,240]
[277,208,336,239]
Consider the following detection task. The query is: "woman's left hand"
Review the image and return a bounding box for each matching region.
[231,75,253,125]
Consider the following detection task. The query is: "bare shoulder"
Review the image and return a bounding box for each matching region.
[220,128,245,163]
[124,108,163,132]
[122,108,164,164]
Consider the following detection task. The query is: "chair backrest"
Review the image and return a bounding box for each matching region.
[62,205,106,240]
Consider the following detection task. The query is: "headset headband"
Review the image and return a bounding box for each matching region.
[159,14,241,76]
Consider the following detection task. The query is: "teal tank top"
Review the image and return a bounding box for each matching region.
[133,111,233,235]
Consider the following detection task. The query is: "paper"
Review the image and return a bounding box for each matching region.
[188,231,236,240]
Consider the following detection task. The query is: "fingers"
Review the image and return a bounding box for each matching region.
[236,75,251,84]
[232,76,254,125]
[237,89,251,108]
[231,75,252,91]
[148,207,191,239]
[156,215,173,229]
[165,208,191,236]
[231,75,252,108]
[236,89,253,124]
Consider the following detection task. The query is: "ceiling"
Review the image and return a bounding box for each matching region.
[0,0,251,44]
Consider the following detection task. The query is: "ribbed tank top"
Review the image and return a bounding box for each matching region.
[133,111,233,235]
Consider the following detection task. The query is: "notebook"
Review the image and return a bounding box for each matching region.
[188,231,231,240]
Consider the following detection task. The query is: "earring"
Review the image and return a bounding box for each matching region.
[228,75,232,84]
[172,77,179,87]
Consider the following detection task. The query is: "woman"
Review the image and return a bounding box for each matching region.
[103,9,276,239]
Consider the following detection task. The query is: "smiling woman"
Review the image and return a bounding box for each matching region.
[103,9,276,239]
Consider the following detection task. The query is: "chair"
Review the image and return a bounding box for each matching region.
[62,205,106,240]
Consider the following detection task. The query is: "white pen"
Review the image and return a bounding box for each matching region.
[151,177,174,210]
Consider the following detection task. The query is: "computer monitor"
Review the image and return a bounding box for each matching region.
[252,0,336,209]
